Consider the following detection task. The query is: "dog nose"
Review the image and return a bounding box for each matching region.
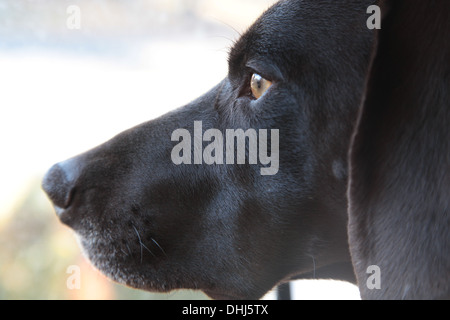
[42,160,78,210]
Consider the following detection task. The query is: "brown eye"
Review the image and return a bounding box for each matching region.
[250,73,272,99]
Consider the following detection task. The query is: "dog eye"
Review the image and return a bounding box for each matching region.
[250,73,272,99]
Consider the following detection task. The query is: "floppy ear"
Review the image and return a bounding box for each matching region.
[348,0,450,299]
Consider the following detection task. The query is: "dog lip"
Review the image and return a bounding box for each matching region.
[52,205,76,228]
[54,205,65,217]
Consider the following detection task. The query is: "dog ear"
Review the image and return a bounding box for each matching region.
[348,0,450,299]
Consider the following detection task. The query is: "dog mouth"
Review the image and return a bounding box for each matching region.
[66,222,265,300]
[52,205,84,230]
[50,204,74,228]
[53,205,65,218]
[80,241,248,299]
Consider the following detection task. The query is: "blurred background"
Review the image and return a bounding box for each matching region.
[0,0,360,299]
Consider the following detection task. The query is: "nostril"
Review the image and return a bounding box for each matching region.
[42,163,76,209]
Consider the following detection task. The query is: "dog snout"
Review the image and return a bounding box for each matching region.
[42,159,79,212]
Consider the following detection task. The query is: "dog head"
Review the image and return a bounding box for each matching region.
[42,0,377,299]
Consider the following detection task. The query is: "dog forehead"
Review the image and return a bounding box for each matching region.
[228,1,305,77]
[229,0,375,80]
[230,1,348,64]
[235,2,304,52]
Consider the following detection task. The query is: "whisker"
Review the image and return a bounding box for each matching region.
[151,237,167,257]
[132,225,156,262]
[141,242,156,258]
[207,16,242,38]
[126,244,133,257]
[132,225,144,263]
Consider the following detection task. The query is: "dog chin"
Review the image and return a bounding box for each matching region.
[73,232,264,300]
[73,234,142,287]
[74,233,187,294]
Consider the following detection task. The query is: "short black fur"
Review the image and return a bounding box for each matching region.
[42,0,449,299]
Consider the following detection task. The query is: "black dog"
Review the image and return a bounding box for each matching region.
[42,0,449,299]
